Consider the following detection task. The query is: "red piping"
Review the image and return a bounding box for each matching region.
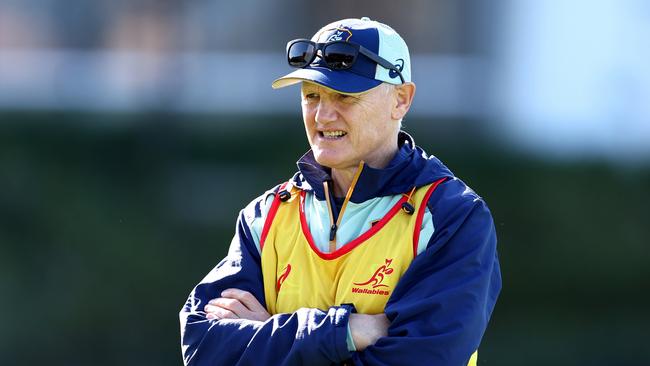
[412,178,447,257]
[299,190,408,260]
[259,182,289,251]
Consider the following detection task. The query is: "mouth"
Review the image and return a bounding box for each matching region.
[319,130,348,140]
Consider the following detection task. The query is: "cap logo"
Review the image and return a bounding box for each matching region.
[324,27,353,42]
[389,59,405,79]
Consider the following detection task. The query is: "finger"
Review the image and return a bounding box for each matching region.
[221,289,267,313]
[204,304,222,314]
[208,297,250,317]
[204,304,238,319]
[215,308,237,319]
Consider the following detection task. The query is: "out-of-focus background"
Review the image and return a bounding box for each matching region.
[1,1,648,365]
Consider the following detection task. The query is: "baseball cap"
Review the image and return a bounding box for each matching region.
[272,17,411,94]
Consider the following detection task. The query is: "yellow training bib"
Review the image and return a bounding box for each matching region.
[259,179,477,365]
[260,182,438,315]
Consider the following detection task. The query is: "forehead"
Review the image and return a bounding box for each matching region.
[301,81,365,96]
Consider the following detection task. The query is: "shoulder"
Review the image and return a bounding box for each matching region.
[241,180,298,254]
[241,170,310,227]
[242,184,282,226]
[424,176,495,250]
[426,176,488,213]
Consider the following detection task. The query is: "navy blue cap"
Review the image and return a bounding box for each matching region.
[272,17,411,94]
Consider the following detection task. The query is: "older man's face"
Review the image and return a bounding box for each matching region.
[300,82,399,171]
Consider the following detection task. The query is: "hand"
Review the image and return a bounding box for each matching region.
[349,313,390,351]
[204,288,271,322]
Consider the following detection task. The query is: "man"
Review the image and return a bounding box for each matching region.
[180,17,501,366]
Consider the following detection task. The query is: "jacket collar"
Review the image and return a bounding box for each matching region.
[293,131,453,203]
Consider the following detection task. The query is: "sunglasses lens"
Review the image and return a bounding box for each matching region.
[288,42,316,67]
[323,43,357,69]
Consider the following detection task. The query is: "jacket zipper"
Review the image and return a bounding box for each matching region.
[322,161,365,252]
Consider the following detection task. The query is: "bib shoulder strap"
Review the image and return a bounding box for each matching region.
[260,181,293,251]
[412,177,448,257]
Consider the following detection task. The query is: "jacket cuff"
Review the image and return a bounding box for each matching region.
[329,304,355,361]
[346,322,357,352]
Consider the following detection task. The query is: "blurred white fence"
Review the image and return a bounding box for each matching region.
[0,50,485,117]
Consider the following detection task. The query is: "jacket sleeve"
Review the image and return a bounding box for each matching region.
[351,178,502,366]
[179,195,353,366]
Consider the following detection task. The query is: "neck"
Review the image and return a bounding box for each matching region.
[331,168,358,197]
[330,145,398,197]
[331,136,399,197]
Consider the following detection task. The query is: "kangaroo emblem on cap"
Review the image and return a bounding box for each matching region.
[325,27,353,42]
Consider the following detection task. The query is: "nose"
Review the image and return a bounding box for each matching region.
[315,97,337,125]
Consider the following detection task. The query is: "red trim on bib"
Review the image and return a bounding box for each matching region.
[299,190,408,260]
[412,178,447,257]
[260,182,289,251]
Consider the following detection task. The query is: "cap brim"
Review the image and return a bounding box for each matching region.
[272,67,382,94]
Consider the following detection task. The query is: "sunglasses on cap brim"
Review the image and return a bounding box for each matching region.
[286,39,405,84]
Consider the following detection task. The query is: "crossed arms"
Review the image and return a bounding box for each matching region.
[204,288,390,351]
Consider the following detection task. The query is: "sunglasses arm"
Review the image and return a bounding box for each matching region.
[358,46,405,84]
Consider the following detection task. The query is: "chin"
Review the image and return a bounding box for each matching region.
[312,151,344,169]
[313,156,337,169]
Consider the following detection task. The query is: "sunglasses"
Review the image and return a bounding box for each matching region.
[286,39,405,84]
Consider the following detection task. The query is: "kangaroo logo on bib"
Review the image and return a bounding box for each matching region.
[352,258,394,296]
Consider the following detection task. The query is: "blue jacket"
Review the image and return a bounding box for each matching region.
[179,132,501,365]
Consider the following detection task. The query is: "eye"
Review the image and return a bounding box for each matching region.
[303,92,320,102]
[337,94,357,103]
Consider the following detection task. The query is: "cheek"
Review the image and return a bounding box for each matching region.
[302,109,317,143]
[302,103,318,121]
[355,108,392,147]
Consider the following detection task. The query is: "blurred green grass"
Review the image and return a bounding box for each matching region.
[0,112,648,365]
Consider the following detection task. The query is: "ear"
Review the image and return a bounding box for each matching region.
[391,83,416,121]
